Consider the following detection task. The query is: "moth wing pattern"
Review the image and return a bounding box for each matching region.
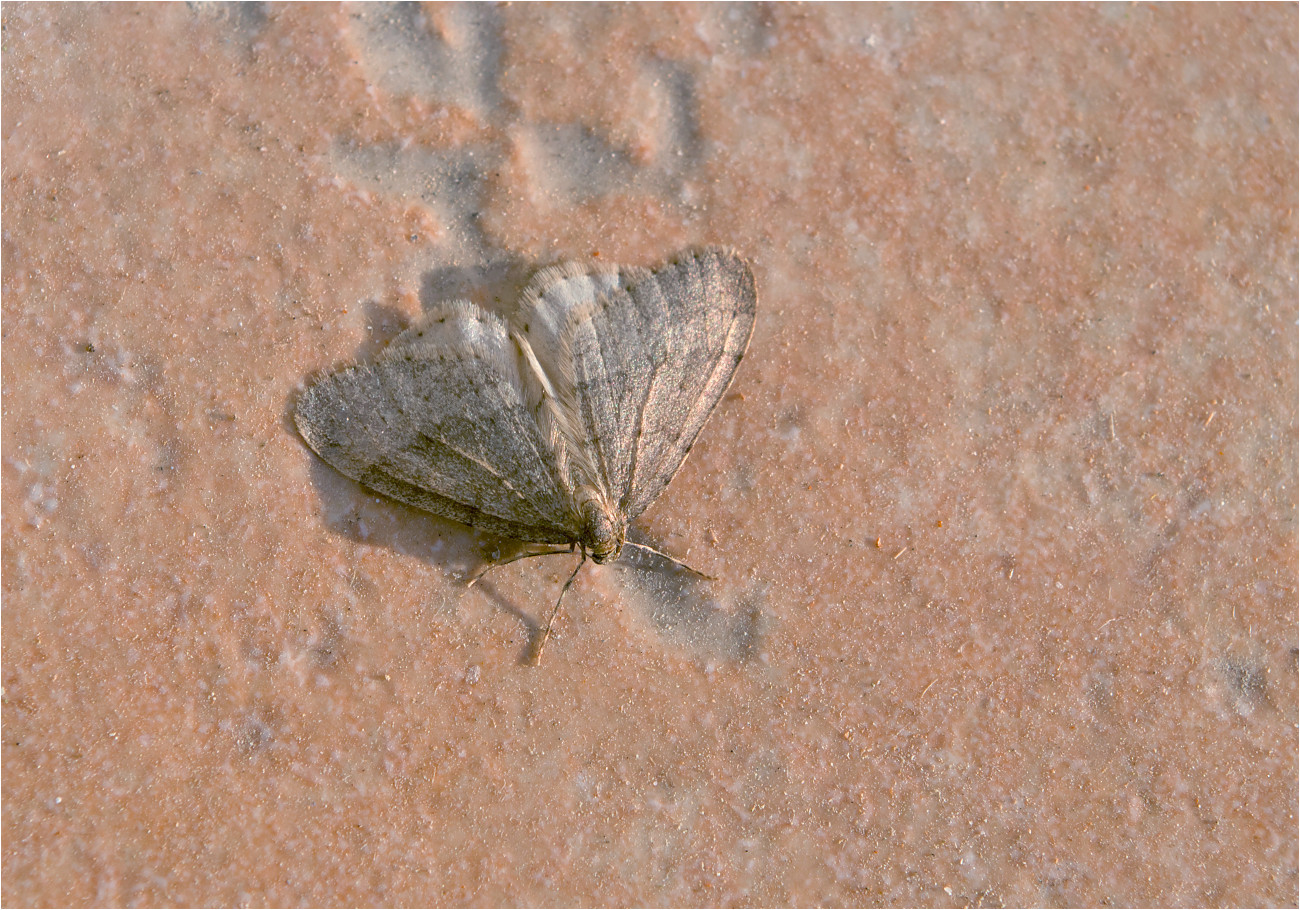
[517,246,757,521]
[294,300,579,545]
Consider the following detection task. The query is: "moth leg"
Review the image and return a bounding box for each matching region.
[619,541,716,581]
[465,543,576,588]
[529,551,587,665]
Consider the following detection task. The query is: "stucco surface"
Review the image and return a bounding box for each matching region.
[3,4,1296,906]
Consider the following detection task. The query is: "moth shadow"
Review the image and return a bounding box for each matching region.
[300,450,485,582]
[353,299,416,360]
[296,441,570,661]
[287,249,758,663]
[613,535,767,663]
[463,539,767,666]
[285,269,530,579]
[288,395,560,641]
[419,258,536,322]
[466,563,579,665]
[286,259,574,652]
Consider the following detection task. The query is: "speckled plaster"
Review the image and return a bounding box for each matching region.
[3,4,1296,906]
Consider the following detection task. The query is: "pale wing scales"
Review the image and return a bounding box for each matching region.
[514,261,648,499]
[617,248,756,518]
[517,247,755,519]
[294,301,578,545]
[567,271,665,504]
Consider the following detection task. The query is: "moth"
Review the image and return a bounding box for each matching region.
[295,246,757,660]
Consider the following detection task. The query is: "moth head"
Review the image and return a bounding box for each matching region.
[578,495,625,564]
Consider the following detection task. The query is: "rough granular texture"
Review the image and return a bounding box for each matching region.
[2,4,1295,906]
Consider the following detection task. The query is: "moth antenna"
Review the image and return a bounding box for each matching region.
[530,551,587,665]
[466,545,576,588]
[619,541,716,581]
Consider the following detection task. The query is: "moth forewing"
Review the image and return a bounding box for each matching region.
[295,246,756,660]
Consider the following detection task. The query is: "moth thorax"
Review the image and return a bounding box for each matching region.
[577,492,625,564]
